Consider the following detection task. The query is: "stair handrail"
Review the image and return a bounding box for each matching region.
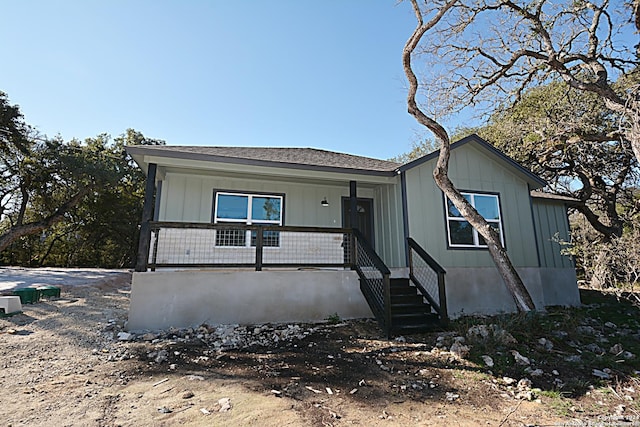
[407,237,448,323]
[352,228,392,338]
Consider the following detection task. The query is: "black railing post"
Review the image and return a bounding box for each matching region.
[135,163,157,272]
[438,271,448,324]
[350,231,356,269]
[383,273,392,339]
[255,226,263,271]
[349,180,358,230]
[408,245,414,278]
[150,227,160,272]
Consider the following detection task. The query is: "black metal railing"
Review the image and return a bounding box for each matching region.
[407,237,448,322]
[353,229,392,338]
[147,221,353,271]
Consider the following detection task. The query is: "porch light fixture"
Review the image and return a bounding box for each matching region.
[321,197,329,207]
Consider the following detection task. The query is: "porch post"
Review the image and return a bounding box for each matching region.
[349,180,358,231]
[255,226,264,271]
[400,171,410,267]
[135,163,157,272]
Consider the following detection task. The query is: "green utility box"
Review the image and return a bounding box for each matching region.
[37,285,61,298]
[12,287,41,304]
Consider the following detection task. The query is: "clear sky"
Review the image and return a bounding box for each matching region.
[0,1,441,160]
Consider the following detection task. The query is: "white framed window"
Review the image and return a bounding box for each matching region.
[213,192,283,247]
[445,192,504,248]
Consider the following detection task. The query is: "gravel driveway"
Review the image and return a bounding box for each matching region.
[0,267,130,292]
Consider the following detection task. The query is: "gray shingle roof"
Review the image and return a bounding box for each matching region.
[127,145,401,173]
[530,191,579,202]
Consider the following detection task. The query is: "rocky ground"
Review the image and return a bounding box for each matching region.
[1,274,640,426]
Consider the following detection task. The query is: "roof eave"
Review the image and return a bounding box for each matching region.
[125,145,397,177]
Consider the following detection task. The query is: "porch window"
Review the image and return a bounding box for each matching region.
[213,192,283,247]
[445,192,504,248]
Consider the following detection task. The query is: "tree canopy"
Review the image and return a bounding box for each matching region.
[479,80,639,240]
[410,0,640,165]
[0,91,164,267]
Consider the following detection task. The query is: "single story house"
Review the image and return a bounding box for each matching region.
[125,134,579,336]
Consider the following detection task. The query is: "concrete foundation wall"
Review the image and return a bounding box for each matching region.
[127,270,372,331]
[445,267,580,318]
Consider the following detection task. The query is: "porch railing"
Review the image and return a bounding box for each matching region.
[407,237,448,323]
[353,228,392,338]
[147,221,353,271]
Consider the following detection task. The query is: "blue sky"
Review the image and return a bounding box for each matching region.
[0,1,438,160]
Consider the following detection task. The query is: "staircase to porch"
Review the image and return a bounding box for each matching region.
[390,277,440,334]
[353,230,448,338]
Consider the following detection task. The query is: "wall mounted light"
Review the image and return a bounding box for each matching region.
[321,197,329,207]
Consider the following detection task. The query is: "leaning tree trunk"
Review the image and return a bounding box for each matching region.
[402,0,536,312]
[0,188,91,253]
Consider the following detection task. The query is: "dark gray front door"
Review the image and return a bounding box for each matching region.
[342,198,375,247]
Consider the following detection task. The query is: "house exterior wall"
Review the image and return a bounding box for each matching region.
[445,267,579,317]
[128,141,580,329]
[403,143,539,268]
[154,170,406,266]
[373,183,405,268]
[531,199,574,269]
[158,171,376,227]
[127,270,372,330]
[158,172,373,227]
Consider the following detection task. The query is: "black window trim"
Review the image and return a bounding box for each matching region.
[211,189,286,248]
[442,189,506,251]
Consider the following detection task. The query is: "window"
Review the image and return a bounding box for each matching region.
[213,192,283,247]
[445,192,503,248]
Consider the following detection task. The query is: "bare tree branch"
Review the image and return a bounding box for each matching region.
[403,0,536,312]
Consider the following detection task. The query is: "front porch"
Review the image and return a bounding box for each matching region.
[128,221,448,336]
[125,151,447,336]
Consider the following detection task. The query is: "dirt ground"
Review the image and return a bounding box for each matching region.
[1,275,638,426]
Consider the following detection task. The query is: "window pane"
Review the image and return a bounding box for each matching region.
[252,197,281,221]
[449,220,474,245]
[475,195,499,220]
[215,229,246,246]
[217,194,248,220]
[447,194,471,218]
[478,224,501,246]
[251,230,280,247]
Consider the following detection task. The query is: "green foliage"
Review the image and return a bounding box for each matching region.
[0,91,164,268]
[389,126,479,163]
[388,138,437,163]
[478,78,638,240]
[325,312,342,325]
[470,77,639,286]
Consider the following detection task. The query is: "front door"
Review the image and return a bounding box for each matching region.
[342,198,375,247]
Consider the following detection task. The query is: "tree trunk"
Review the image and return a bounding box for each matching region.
[629,114,640,170]
[403,0,535,312]
[0,188,91,253]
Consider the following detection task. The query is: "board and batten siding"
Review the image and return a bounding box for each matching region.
[154,171,410,266]
[374,183,405,268]
[158,172,375,227]
[403,143,539,268]
[531,199,574,269]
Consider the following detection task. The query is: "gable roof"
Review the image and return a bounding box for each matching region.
[126,134,546,186]
[397,134,547,187]
[126,145,401,176]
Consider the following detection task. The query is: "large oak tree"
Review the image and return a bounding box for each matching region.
[407,0,639,164]
[403,0,536,311]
